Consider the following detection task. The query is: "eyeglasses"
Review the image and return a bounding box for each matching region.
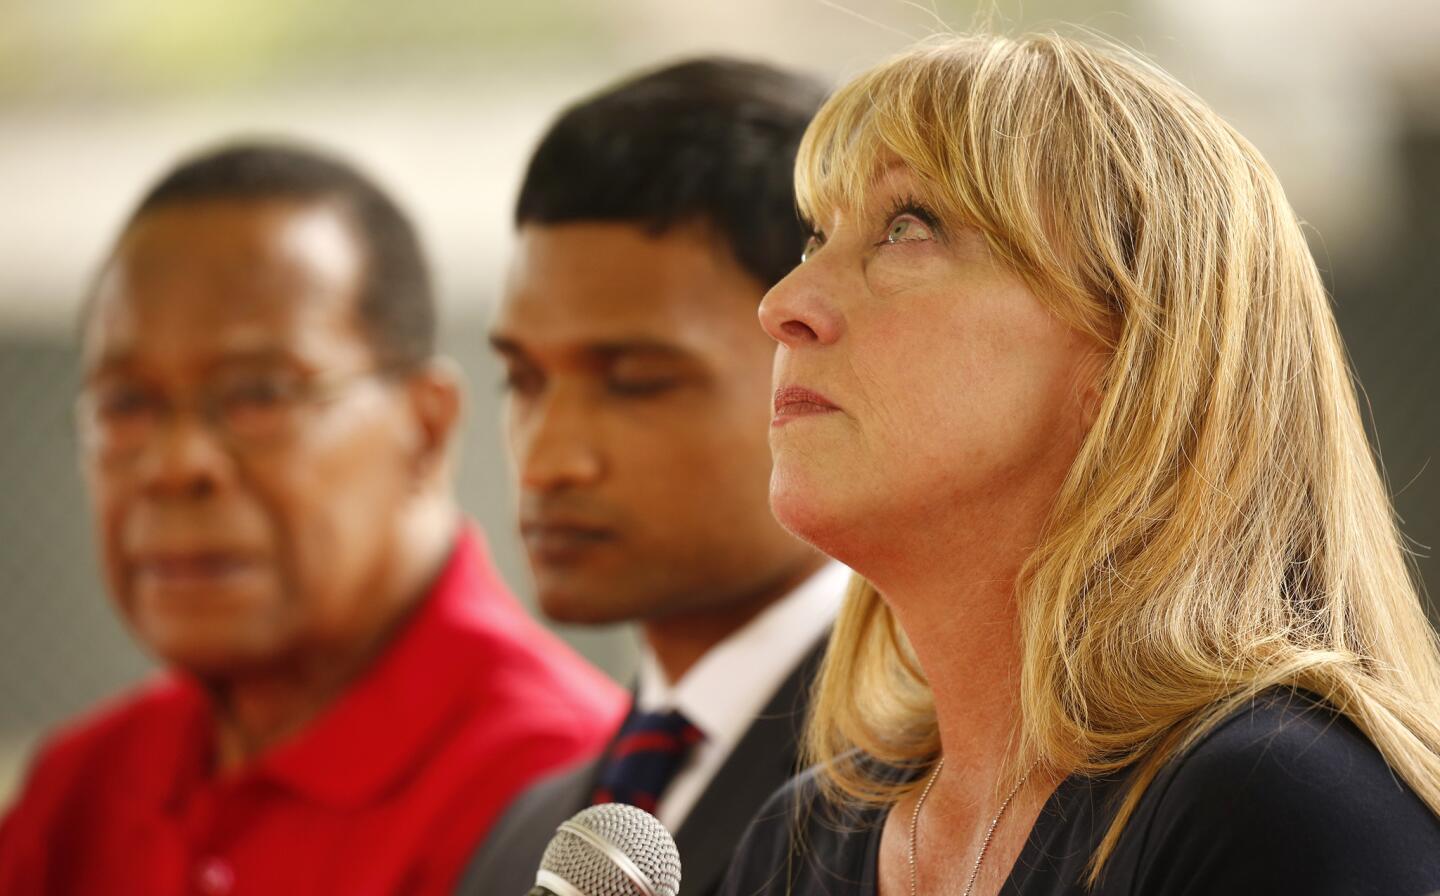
[75,366,396,462]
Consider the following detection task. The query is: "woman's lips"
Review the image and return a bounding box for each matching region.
[772,385,840,425]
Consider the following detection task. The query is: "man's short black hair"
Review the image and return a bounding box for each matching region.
[516,57,826,290]
[125,140,434,369]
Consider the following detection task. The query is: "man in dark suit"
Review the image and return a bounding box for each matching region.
[458,58,847,896]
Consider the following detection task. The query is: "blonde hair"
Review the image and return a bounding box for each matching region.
[800,32,1440,879]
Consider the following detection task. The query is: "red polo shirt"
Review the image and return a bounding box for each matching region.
[0,526,626,895]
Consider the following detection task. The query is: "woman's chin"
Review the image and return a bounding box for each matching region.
[769,474,859,561]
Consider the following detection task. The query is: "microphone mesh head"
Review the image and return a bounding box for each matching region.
[538,803,681,896]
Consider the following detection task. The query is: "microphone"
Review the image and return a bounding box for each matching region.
[526,802,681,896]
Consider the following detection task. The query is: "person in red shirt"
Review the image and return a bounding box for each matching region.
[0,141,627,895]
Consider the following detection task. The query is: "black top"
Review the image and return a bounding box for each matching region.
[719,692,1440,895]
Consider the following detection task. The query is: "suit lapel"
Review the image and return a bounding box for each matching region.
[671,635,827,896]
[454,756,600,896]
[460,584,845,896]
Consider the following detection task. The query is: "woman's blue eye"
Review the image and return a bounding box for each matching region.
[801,234,823,262]
[886,216,932,243]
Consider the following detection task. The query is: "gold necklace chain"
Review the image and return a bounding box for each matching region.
[906,756,1039,896]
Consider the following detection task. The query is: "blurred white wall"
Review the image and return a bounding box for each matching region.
[5,0,1435,331]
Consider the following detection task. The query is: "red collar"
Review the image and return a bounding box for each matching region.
[161,526,517,809]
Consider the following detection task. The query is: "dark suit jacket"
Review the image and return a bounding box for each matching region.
[455,637,827,896]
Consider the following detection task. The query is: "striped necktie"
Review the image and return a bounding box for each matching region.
[590,708,703,813]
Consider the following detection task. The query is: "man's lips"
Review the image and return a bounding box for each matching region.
[772,385,840,424]
[131,551,264,586]
[520,522,617,562]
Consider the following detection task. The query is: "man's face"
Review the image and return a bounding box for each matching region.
[492,222,818,624]
[80,199,426,677]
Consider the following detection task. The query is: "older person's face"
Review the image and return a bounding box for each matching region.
[759,167,1103,561]
[79,199,431,677]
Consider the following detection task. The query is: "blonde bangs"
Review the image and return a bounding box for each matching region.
[793,34,1163,345]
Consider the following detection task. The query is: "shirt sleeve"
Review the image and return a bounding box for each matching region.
[0,739,68,895]
[0,796,39,894]
[1127,701,1440,895]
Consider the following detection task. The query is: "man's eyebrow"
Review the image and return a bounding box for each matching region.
[487,334,525,357]
[205,348,299,367]
[86,350,134,373]
[83,347,309,381]
[585,340,693,361]
[487,335,693,362]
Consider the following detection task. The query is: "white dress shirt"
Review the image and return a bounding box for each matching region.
[633,561,851,832]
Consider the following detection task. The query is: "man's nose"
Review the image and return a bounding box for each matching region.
[134,412,235,500]
[517,391,605,493]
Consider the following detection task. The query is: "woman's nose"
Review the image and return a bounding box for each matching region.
[758,258,844,348]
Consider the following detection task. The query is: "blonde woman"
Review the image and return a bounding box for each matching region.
[720,32,1440,896]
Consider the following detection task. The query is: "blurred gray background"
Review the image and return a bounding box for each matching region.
[2,0,1437,806]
